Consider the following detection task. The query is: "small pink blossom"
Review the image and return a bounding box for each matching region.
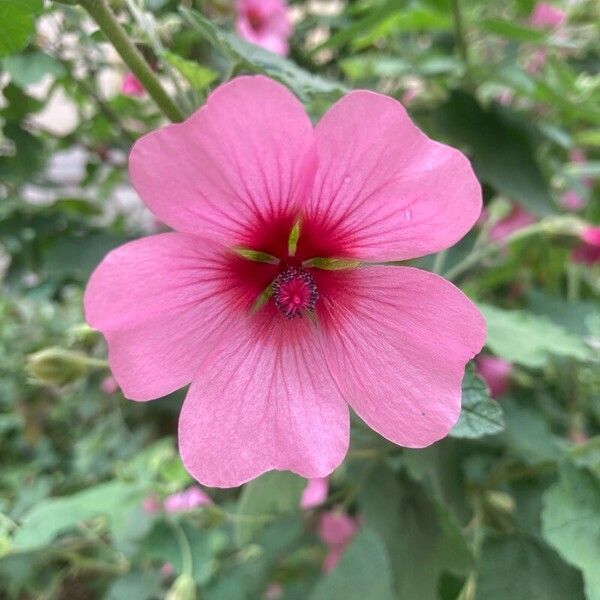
[488,204,536,242]
[561,190,585,212]
[475,355,512,398]
[161,563,174,577]
[121,72,145,97]
[300,477,328,509]
[163,486,212,513]
[318,511,359,572]
[572,226,600,266]
[100,375,119,394]
[526,4,567,73]
[85,76,486,488]
[236,0,292,56]
[142,495,161,514]
[529,3,566,29]
[264,583,283,600]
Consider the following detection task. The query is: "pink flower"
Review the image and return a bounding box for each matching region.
[561,190,585,211]
[264,583,283,600]
[529,3,566,29]
[163,486,212,513]
[121,72,145,97]
[526,4,566,72]
[561,150,591,211]
[318,511,359,572]
[475,355,512,398]
[300,477,329,509]
[488,204,536,242]
[235,0,292,56]
[570,148,594,189]
[142,495,161,514]
[161,563,174,577]
[100,375,119,394]
[572,226,600,265]
[85,76,486,488]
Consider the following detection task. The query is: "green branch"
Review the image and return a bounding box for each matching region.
[55,0,184,122]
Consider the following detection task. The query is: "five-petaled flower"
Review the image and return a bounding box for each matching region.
[235,0,292,56]
[85,76,486,488]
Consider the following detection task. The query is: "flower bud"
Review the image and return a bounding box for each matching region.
[166,575,196,600]
[26,347,91,386]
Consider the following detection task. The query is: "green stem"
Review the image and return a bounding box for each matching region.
[170,520,194,577]
[451,0,471,83]
[432,250,447,274]
[444,221,551,281]
[57,0,184,122]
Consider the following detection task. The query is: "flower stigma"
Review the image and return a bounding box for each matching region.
[272,267,319,319]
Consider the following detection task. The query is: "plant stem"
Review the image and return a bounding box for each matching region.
[170,520,194,577]
[444,221,552,281]
[57,0,184,122]
[451,0,471,83]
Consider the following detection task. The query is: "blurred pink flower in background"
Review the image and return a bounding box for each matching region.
[529,3,566,29]
[318,511,359,572]
[561,149,593,211]
[142,495,161,514]
[572,226,600,266]
[526,3,566,73]
[264,583,283,600]
[561,190,585,211]
[163,486,212,513]
[236,0,292,56]
[100,375,119,394]
[121,72,145,97]
[300,477,328,509]
[475,355,512,398]
[85,76,485,488]
[161,563,174,577]
[488,204,536,242]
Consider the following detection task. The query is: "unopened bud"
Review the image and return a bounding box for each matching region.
[26,347,93,386]
[485,491,515,514]
[166,575,196,600]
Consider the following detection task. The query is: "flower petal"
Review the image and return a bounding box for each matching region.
[307,91,481,261]
[129,76,316,250]
[319,266,486,447]
[84,233,275,400]
[178,312,349,488]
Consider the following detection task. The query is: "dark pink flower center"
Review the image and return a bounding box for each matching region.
[272,267,319,319]
[247,8,266,33]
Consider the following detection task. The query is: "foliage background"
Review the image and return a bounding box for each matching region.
[0,0,599,598]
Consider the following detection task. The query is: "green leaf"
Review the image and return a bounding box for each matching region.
[450,363,504,438]
[11,481,147,552]
[574,128,600,147]
[357,467,471,600]
[143,523,227,584]
[180,7,346,102]
[163,51,217,93]
[3,51,66,87]
[106,571,162,600]
[542,462,600,600]
[0,0,43,58]
[311,0,402,53]
[309,529,395,600]
[479,19,548,43]
[527,289,600,337]
[480,303,591,368]
[432,91,554,216]
[502,398,566,465]
[476,533,585,600]
[235,471,305,546]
